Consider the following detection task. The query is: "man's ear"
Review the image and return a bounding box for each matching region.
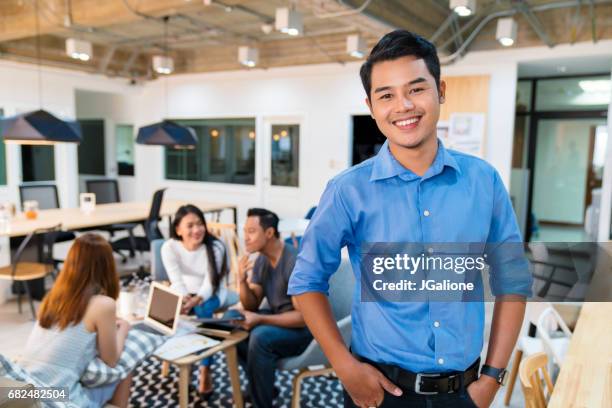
[438,80,446,104]
[365,97,374,119]
[265,227,275,240]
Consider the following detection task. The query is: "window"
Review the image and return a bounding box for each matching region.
[535,75,610,111]
[516,80,532,112]
[21,145,55,182]
[271,124,299,187]
[78,119,106,175]
[0,108,6,185]
[165,118,256,185]
[116,124,135,176]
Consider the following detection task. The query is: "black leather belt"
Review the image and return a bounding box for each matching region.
[354,355,480,395]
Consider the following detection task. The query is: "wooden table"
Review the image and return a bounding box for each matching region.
[158,328,249,408]
[1,199,237,238]
[548,302,612,408]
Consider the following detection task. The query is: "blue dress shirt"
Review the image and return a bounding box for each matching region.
[288,139,532,373]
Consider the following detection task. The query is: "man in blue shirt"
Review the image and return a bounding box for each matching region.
[288,30,532,408]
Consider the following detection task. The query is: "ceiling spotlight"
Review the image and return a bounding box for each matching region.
[152,55,174,75]
[496,17,517,47]
[248,131,256,139]
[261,23,274,35]
[578,80,611,93]
[238,46,259,67]
[450,0,476,17]
[210,129,219,137]
[346,34,367,58]
[275,8,303,36]
[66,38,92,61]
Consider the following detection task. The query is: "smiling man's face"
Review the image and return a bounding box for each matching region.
[366,55,445,150]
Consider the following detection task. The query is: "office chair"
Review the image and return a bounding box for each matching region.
[19,184,76,267]
[85,179,137,261]
[0,225,60,319]
[111,189,166,272]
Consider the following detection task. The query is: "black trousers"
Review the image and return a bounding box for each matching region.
[343,388,478,408]
[342,356,479,408]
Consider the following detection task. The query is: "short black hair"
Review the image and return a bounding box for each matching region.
[247,208,280,238]
[360,30,441,99]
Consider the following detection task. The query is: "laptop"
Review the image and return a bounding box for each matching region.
[132,282,222,359]
[132,282,183,336]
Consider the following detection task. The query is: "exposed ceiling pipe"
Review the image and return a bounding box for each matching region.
[206,0,274,23]
[98,45,116,73]
[440,0,612,65]
[515,1,555,48]
[313,0,374,18]
[589,0,597,42]
[430,13,458,44]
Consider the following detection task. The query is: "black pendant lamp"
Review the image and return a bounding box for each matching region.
[1,110,81,144]
[136,120,196,148]
[0,0,81,144]
[136,16,197,149]
[0,0,81,145]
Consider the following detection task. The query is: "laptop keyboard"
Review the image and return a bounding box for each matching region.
[132,322,165,336]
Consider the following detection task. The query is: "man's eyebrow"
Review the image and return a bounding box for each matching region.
[373,77,428,94]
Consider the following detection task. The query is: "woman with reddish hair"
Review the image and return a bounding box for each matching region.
[18,233,133,408]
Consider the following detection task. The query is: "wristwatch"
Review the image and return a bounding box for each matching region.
[480,365,508,385]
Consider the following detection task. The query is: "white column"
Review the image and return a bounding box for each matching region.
[54,143,79,208]
[597,69,612,242]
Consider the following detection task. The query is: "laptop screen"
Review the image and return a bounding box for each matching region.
[148,286,180,329]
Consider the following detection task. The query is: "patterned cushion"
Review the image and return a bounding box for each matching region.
[0,354,77,408]
[81,329,165,388]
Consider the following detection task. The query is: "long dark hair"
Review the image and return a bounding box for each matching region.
[171,205,227,295]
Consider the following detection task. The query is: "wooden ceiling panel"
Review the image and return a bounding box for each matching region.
[0,0,611,79]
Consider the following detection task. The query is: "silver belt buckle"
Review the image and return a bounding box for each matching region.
[414,373,441,395]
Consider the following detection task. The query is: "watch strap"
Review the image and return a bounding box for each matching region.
[480,364,507,385]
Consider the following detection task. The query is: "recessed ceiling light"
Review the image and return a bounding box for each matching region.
[261,23,273,35]
[152,55,174,75]
[578,80,611,93]
[450,0,476,17]
[346,34,367,58]
[496,17,517,47]
[275,8,303,36]
[66,38,92,61]
[238,46,259,67]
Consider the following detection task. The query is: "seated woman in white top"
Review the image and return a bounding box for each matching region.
[161,204,228,396]
[19,233,132,408]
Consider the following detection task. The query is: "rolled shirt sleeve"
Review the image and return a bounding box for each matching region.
[486,170,533,298]
[288,179,353,296]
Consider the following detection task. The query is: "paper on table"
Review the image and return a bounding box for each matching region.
[154,333,221,360]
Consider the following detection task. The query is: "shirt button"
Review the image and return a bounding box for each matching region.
[433,321,440,328]
[424,210,430,217]
[438,358,444,365]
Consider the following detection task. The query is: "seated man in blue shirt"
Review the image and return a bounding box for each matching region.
[288,30,532,408]
[231,208,312,408]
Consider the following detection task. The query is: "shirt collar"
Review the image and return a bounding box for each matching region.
[369,139,461,182]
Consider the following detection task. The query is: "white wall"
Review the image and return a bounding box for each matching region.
[2,39,611,230]
[0,60,139,208]
[75,90,139,201]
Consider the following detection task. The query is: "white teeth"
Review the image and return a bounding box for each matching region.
[395,117,419,126]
